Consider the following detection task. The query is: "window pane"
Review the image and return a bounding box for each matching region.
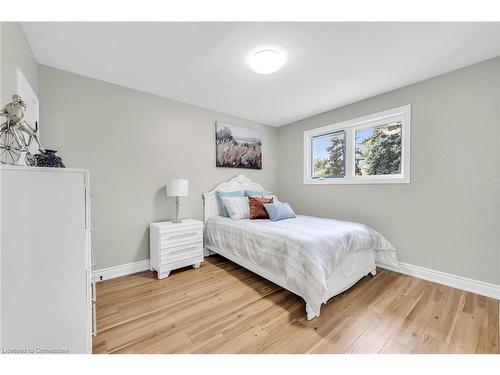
[355,121,402,176]
[311,131,345,178]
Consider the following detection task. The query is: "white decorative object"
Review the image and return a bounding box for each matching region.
[149,219,204,279]
[0,165,93,353]
[166,178,189,223]
[16,68,41,163]
[203,175,378,321]
[221,196,250,220]
[0,94,44,166]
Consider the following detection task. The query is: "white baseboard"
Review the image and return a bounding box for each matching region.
[378,261,500,300]
[92,259,150,282]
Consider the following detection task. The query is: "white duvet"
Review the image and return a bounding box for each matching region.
[205,215,399,316]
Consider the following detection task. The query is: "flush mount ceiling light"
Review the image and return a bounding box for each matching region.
[249,49,285,75]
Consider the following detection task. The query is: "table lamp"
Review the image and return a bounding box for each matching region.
[166,179,188,223]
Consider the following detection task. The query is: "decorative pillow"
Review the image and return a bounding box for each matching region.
[263,202,296,221]
[244,190,278,202]
[244,190,266,197]
[249,197,273,219]
[217,191,244,217]
[221,196,250,220]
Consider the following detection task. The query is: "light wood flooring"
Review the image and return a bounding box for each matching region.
[93,255,499,354]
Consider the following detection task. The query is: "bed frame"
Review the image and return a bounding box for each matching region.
[202,175,377,320]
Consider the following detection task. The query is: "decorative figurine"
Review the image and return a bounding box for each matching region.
[0,94,45,166]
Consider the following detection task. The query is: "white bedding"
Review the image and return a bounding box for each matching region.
[205,215,399,316]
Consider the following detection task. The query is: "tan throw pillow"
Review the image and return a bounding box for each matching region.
[249,197,274,219]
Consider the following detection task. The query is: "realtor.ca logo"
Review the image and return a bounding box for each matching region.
[1,347,69,354]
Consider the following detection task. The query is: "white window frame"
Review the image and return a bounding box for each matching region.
[304,105,411,184]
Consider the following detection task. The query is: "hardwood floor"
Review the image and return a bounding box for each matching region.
[93,255,499,354]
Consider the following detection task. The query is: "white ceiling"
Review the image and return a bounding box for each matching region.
[22,22,500,126]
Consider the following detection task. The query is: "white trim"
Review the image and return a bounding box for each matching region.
[91,259,150,282]
[378,261,500,300]
[304,105,411,184]
[0,164,88,173]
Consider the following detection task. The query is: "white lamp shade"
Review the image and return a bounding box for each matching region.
[167,179,189,197]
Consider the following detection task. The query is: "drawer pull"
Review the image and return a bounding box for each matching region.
[169,232,197,240]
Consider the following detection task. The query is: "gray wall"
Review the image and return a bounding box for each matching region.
[1,22,38,101]
[277,57,500,284]
[38,65,278,269]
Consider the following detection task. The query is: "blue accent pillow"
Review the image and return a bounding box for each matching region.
[217,191,244,217]
[244,190,265,197]
[263,202,296,221]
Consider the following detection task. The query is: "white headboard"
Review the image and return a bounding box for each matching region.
[203,175,271,222]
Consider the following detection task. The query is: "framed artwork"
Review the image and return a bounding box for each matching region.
[215,122,262,169]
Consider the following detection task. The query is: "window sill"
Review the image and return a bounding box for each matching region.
[304,176,410,185]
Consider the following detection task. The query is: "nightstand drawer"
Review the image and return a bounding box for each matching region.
[158,222,202,233]
[160,235,202,249]
[161,241,203,255]
[160,245,203,265]
[160,228,202,242]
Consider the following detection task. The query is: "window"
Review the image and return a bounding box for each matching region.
[354,121,402,177]
[311,130,345,179]
[304,105,410,184]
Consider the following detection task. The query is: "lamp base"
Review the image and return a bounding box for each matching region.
[173,196,182,223]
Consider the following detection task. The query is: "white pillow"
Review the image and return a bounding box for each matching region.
[221,196,250,220]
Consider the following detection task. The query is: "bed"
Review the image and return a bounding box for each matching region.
[203,175,399,320]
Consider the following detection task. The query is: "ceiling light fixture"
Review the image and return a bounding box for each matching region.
[249,49,285,75]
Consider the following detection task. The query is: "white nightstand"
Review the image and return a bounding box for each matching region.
[149,219,204,279]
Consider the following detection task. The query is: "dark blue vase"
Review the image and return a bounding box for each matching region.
[35,149,66,168]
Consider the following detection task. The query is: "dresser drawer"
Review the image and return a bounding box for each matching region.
[158,222,202,233]
[160,235,202,250]
[160,227,202,243]
[161,240,202,256]
[160,245,203,265]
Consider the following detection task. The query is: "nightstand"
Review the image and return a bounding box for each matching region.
[149,219,204,279]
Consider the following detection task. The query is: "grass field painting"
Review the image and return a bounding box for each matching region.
[215,122,262,169]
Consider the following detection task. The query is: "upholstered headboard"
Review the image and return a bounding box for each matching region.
[202,175,271,223]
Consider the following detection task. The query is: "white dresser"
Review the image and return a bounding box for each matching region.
[0,166,93,353]
[149,219,204,279]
